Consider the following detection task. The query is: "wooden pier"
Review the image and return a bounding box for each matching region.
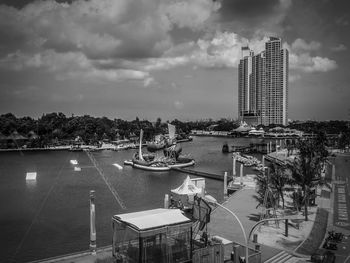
[171,167,232,182]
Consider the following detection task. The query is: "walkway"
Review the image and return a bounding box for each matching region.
[207,187,282,262]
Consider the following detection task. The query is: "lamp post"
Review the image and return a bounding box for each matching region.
[207,200,249,263]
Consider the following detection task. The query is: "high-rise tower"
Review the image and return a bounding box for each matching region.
[238,37,289,126]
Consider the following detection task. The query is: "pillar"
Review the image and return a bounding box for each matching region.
[240,164,243,187]
[224,172,228,196]
[232,244,240,263]
[164,194,169,209]
[262,155,265,169]
[233,156,236,176]
[90,190,96,255]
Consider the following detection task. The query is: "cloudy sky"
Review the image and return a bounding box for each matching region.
[0,0,349,121]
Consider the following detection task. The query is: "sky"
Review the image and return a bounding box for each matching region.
[0,0,349,121]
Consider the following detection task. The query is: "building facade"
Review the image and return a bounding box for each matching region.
[238,37,289,126]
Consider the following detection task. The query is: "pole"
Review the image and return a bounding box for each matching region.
[240,164,244,187]
[90,190,96,255]
[224,172,228,196]
[164,194,169,209]
[214,202,249,263]
[233,156,236,176]
[262,155,265,169]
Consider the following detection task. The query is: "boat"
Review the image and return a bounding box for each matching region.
[69,145,83,152]
[248,127,265,137]
[126,125,195,171]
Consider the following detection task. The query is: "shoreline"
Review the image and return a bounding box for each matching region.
[0,146,71,152]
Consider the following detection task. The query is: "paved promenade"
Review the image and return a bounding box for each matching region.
[327,154,350,263]
[207,187,282,262]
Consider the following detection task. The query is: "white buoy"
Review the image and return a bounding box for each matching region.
[74,167,81,172]
[26,172,37,180]
[70,160,78,165]
[113,163,123,170]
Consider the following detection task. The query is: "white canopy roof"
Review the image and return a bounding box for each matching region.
[113,208,190,230]
[171,176,202,195]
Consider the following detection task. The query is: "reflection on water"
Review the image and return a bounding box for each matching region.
[26,179,37,190]
[0,136,263,262]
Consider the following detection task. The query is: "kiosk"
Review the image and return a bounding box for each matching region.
[112,208,192,263]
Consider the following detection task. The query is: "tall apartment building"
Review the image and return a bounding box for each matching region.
[238,37,289,126]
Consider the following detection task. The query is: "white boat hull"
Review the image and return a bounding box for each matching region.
[128,159,195,171]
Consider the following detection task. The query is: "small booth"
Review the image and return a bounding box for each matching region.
[112,208,192,263]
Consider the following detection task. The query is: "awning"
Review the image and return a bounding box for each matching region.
[171,176,202,195]
[113,208,190,231]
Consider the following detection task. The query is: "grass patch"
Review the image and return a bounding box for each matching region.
[295,207,328,255]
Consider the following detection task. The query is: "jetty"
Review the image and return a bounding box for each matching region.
[171,167,232,182]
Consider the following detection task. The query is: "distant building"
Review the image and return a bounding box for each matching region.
[238,37,289,126]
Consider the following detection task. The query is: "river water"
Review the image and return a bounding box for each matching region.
[0,136,267,262]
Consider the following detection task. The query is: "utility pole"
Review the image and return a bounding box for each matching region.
[90,190,96,255]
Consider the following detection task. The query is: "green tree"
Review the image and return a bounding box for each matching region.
[287,137,330,221]
[268,163,290,209]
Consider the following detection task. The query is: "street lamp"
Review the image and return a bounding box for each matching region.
[205,199,249,263]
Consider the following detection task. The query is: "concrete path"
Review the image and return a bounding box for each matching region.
[207,187,282,262]
[327,154,350,263]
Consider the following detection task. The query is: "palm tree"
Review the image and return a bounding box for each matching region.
[268,162,290,209]
[287,136,330,221]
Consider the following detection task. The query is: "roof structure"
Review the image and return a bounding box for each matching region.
[113,208,191,231]
[171,176,202,195]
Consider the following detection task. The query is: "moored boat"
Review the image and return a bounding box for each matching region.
[125,125,195,172]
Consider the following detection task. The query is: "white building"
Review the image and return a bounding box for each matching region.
[238,37,289,126]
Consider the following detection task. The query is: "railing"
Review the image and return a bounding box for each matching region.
[86,151,126,209]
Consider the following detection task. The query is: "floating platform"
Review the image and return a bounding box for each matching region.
[171,167,232,182]
[70,160,78,165]
[113,163,123,170]
[26,172,37,180]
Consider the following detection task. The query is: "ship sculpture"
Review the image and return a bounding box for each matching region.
[124,124,195,171]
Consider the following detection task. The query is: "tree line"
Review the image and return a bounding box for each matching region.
[0,112,349,149]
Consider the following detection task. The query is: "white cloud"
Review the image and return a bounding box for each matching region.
[291,38,321,52]
[331,44,347,52]
[0,50,151,82]
[289,74,301,82]
[163,0,221,31]
[289,53,337,73]
[174,100,184,110]
[143,77,155,87]
[0,1,338,83]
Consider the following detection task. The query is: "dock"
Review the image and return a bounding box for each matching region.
[171,167,232,182]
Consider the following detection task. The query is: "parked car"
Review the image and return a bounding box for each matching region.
[311,250,335,263]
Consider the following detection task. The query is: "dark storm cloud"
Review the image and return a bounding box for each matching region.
[0,0,74,9]
[214,0,292,38]
[219,0,279,20]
